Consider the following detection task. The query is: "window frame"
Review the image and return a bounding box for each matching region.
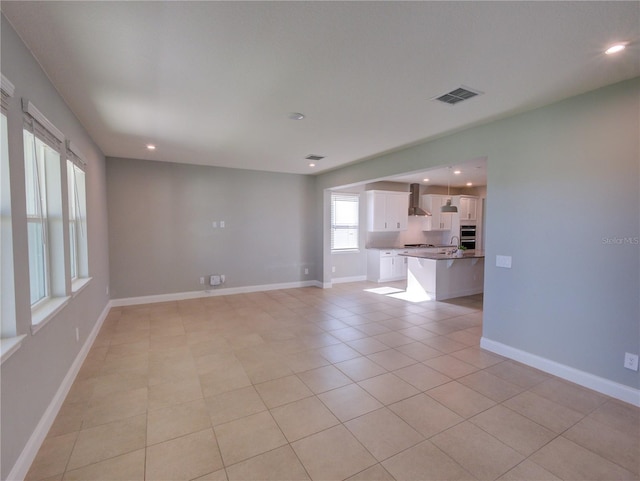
[330,192,360,252]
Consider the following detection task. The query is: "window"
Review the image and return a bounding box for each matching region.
[66,143,88,286]
[22,99,67,322]
[331,192,359,251]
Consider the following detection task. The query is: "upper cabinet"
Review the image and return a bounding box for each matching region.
[366,191,409,232]
[458,196,478,221]
[421,194,453,231]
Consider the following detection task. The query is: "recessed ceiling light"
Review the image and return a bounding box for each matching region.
[605,44,626,55]
[454,170,461,175]
[288,112,305,120]
[146,144,156,150]
[423,178,430,182]
[466,182,473,186]
[308,162,316,168]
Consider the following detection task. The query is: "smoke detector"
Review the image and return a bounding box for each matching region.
[432,86,483,105]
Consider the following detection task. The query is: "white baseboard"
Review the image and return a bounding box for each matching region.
[110,280,321,307]
[481,337,640,407]
[331,275,367,284]
[7,303,111,481]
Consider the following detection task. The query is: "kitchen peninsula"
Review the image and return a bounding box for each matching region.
[399,250,485,301]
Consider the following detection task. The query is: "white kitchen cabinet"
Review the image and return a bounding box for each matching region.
[367,249,408,282]
[421,195,453,231]
[366,191,409,232]
[458,196,478,221]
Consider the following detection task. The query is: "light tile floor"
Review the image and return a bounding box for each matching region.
[25,282,640,481]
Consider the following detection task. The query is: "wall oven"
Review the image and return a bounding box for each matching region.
[460,224,477,250]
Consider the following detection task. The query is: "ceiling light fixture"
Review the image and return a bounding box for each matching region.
[288,112,305,120]
[466,182,473,186]
[146,144,156,150]
[308,162,316,168]
[441,167,458,214]
[454,170,461,175]
[423,178,430,182]
[605,44,626,55]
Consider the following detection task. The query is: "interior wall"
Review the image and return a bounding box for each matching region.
[1,15,110,480]
[106,157,317,299]
[316,77,640,390]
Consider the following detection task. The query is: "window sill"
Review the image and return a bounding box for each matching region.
[71,277,92,297]
[31,296,71,335]
[331,249,360,254]
[1,335,27,365]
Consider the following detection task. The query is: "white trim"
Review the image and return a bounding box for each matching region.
[71,277,92,297]
[481,337,640,408]
[22,98,65,143]
[0,334,27,365]
[7,302,111,481]
[31,296,71,335]
[331,275,367,284]
[1,73,15,97]
[110,280,321,307]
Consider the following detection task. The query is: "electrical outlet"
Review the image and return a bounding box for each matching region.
[199,277,205,285]
[220,275,225,283]
[304,268,309,275]
[624,352,639,371]
[210,275,221,286]
[220,221,225,228]
[496,255,512,268]
[332,266,336,273]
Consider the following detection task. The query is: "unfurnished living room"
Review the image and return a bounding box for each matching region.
[0,2,639,481]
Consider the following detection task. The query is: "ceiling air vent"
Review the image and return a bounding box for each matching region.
[305,154,325,161]
[433,86,483,105]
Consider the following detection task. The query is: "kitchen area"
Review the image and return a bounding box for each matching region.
[332,159,487,301]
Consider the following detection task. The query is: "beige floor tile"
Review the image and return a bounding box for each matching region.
[394,363,452,391]
[329,327,368,342]
[146,428,223,481]
[147,398,211,445]
[226,445,310,481]
[427,382,496,418]
[193,469,228,481]
[270,396,340,442]
[199,365,252,399]
[283,351,330,373]
[335,356,387,381]
[89,370,148,399]
[148,376,204,410]
[214,411,287,466]
[67,414,146,471]
[297,365,352,393]
[503,391,584,433]
[243,360,293,384]
[292,425,376,480]
[345,407,424,461]
[101,353,149,376]
[589,399,640,438]
[62,449,145,481]
[346,464,395,481]
[315,343,361,363]
[421,336,468,354]
[359,373,420,405]
[373,331,415,348]
[395,341,442,361]
[352,322,392,337]
[25,432,78,481]
[424,355,479,379]
[458,370,524,402]
[563,415,640,474]
[449,346,504,368]
[531,436,638,480]
[367,349,417,371]
[469,405,556,456]
[497,460,561,480]
[381,440,476,481]
[389,393,464,438]
[206,386,267,426]
[318,383,383,422]
[346,337,390,355]
[530,378,608,415]
[47,401,87,438]
[83,386,148,428]
[432,421,524,480]
[254,375,313,408]
[486,360,550,389]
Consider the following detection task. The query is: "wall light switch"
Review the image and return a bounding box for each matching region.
[220,221,225,228]
[624,352,639,371]
[496,255,512,268]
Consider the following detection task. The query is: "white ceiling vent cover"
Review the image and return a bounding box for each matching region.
[305,154,325,161]
[433,86,483,105]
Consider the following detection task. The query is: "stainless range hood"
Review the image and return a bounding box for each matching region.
[408,183,431,216]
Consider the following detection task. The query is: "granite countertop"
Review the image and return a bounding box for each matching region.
[399,250,485,260]
[367,245,453,250]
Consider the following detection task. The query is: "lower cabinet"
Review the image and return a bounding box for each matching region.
[367,249,409,282]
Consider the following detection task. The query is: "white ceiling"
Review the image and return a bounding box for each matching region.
[2,1,638,175]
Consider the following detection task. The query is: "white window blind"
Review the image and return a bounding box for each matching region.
[331,192,359,251]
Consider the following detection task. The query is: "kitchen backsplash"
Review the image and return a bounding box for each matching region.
[366,216,450,248]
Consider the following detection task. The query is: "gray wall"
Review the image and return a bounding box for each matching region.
[107,158,317,298]
[317,78,639,389]
[1,15,110,480]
